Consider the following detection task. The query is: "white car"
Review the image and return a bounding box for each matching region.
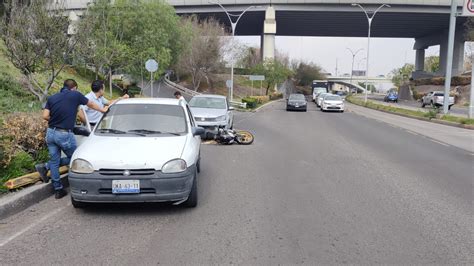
[69,98,204,208]
[189,94,234,130]
[316,93,331,107]
[321,94,345,112]
[312,87,327,102]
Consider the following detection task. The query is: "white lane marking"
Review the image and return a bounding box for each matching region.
[405,130,420,136]
[429,139,450,147]
[0,203,69,248]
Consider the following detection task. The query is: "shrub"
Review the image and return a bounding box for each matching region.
[1,150,35,184]
[242,97,258,109]
[0,113,47,167]
[270,92,283,100]
[249,96,270,105]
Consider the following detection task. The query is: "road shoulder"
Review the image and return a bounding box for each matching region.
[347,103,474,153]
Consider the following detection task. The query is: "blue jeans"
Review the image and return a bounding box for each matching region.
[46,128,77,191]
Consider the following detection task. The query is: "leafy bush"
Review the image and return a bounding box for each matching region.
[0,113,47,167]
[249,96,270,104]
[242,97,258,109]
[269,92,283,100]
[412,76,470,86]
[1,151,35,188]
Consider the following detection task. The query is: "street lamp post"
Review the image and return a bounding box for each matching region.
[352,3,390,103]
[346,48,364,94]
[209,1,257,102]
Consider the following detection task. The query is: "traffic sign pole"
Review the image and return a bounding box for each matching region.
[145,59,159,98]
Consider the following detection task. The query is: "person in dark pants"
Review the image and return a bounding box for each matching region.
[35,79,108,199]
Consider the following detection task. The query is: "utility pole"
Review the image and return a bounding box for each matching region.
[209,1,258,102]
[347,48,364,94]
[442,0,457,115]
[352,3,391,103]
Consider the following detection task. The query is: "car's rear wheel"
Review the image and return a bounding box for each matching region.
[71,196,86,209]
[421,102,425,108]
[183,172,198,208]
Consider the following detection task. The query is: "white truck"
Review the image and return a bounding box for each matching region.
[421,91,455,110]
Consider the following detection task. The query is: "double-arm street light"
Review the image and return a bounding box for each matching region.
[346,48,364,94]
[352,3,390,102]
[209,1,258,102]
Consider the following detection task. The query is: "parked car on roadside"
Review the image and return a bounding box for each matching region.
[189,94,234,130]
[69,98,204,208]
[286,93,307,112]
[316,92,331,107]
[384,91,398,102]
[321,94,345,112]
[421,91,454,110]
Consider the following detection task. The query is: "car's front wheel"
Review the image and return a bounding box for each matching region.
[183,172,198,208]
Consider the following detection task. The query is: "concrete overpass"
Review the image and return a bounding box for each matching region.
[328,76,393,93]
[63,0,471,76]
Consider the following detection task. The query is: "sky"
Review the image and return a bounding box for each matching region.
[235,36,441,77]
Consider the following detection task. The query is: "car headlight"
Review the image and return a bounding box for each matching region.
[71,159,94,174]
[216,115,226,121]
[162,159,187,174]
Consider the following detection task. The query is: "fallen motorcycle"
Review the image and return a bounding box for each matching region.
[205,128,254,145]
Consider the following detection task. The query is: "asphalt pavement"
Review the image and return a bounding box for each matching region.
[368,94,469,117]
[0,102,472,264]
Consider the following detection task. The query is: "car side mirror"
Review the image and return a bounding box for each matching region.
[192,127,205,137]
[229,106,235,111]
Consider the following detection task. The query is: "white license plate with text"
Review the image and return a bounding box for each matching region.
[112,180,140,194]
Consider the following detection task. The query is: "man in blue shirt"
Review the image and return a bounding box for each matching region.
[35,79,108,199]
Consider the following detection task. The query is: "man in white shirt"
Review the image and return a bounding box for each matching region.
[83,80,128,128]
[174,91,187,104]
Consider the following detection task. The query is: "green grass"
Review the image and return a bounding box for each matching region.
[346,96,474,126]
[0,40,123,115]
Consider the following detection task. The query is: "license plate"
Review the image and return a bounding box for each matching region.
[112,180,140,194]
[295,105,299,108]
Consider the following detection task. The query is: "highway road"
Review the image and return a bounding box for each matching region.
[368,94,469,117]
[0,102,472,264]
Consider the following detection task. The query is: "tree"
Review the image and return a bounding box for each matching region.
[1,0,79,102]
[293,61,326,87]
[390,63,414,88]
[238,47,261,69]
[176,16,226,91]
[252,59,293,95]
[77,0,184,95]
[424,56,440,73]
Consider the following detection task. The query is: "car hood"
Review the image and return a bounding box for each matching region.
[190,107,227,118]
[324,100,344,104]
[73,135,188,170]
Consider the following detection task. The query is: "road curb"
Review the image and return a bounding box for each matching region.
[0,175,68,220]
[347,102,474,130]
[253,99,284,112]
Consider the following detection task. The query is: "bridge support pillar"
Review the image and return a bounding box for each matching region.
[261,6,276,61]
[439,30,465,76]
[415,49,425,71]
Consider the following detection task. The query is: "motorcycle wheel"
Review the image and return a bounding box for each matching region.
[235,130,254,145]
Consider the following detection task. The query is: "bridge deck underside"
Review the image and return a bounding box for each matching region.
[190,11,466,38]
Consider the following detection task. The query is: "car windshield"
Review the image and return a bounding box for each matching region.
[189,97,227,109]
[319,93,329,98]
[95,104,187,136]
[325,95,341,101]
[289,94,305,101]
[434,93,444,96]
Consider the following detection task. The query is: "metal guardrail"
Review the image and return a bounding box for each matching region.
[164,78,247,108]
[163,78,200,97]
[230,101,247,109]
